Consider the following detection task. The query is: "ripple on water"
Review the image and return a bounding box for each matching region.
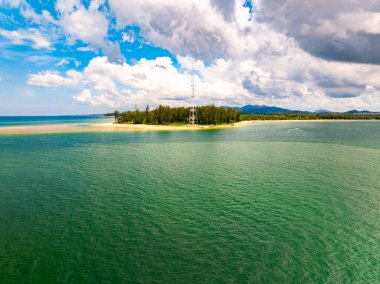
[0,122,379,283]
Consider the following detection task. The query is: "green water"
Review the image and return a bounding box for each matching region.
[0,122,379,283]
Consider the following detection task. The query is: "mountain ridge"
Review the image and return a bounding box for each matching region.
[225,105,379,114]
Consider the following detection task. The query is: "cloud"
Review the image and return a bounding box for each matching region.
[122,30,136,44]
[54,0,123,63]
[103,41,124,63]
[255,0,380,64]
[19,0,380,112]
[242,77,265,97]
[27,69,83,87]
[0,0,24,7]
[56,59,69,66]
[107,0,380,65]
[74,89,118,108]
[26,53,380,111]
[2,0,123,63]
[20,7,57,25]
[77,46,94,52]
[108,0,254,62]
[56,0,108,47]
[0,28,52,49]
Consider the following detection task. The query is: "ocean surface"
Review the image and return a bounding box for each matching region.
[0,119,379,283]
[0,115,113,126]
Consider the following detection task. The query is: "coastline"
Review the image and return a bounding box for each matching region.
[0,121,252,135]
[0,119,377,135]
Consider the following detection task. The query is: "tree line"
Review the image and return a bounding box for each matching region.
[113,105,242,125]
[241,113,380,120]
[110,108,380,125]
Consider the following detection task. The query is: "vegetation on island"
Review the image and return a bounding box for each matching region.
[113,110,120,122]
[241,113,380,120]
[114,105,242,125]
[108,106,380,125]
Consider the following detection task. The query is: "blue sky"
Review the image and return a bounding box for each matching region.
[0,0,379,115]
[0,0,179,114]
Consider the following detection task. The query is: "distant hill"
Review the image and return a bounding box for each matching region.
[225,105,307,114]
[314,109,333,114]
[223,105,380,115]
[344,110,376,114]
[107,106,379,116]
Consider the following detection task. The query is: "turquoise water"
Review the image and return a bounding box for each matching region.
[0,115,113,126]
[0,121,379,283]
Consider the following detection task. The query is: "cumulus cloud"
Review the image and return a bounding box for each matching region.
[0,28,52,49]
[56,0,108,46]
[27,69,83,87]
[20,0,380,111]
[54,0,124,63]
[74,89,119,108]
[27,54,380,111]
[255,0,380,64]
[0,0,122,62]
[56,59,68,66]
[108,0,255,62]
[20,7,57,25]
[122,30,136,44]
[0,0,24,7]
[28,57,193,106]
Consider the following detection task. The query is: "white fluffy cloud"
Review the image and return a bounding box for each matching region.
[306,12,380,37]
[56,0,108,46]
[28,69,83,87]
[0,28,52,49]
[54,0,123,62]
[0,0,24,7]
[0,0,122,62]
[22,0,380,111]
[109,0,255,61]
[27,53,380,111]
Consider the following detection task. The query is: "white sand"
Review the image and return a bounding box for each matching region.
[1,120,375,135]
[0,121,252,135]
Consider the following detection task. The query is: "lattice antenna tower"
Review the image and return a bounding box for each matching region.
[189,73,197,125]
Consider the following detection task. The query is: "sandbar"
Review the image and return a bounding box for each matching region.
[1,120,377,135]
[0,121,252,135]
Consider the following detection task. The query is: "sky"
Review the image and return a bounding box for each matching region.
[0,0,380,115]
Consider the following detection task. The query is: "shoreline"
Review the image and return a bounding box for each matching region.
[0,120,378,135]
[0,121,251,135]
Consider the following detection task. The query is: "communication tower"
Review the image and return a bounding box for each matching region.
[189,74,197,125]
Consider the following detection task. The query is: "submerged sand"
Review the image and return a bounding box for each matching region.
[0,120,377,135]
[0,121,253,135]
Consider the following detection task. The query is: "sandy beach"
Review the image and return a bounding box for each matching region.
[1,120,378,135]
[0,121,253,135]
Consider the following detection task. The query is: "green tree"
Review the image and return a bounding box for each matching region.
[113,110,120,122]
[145,105,150,123]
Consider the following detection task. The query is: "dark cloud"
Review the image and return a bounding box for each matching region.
[210,0,236,21]
[256,0,380,65]
[242,77,265,96]
[145,7,228,62]
[298,33,380,65]
[312,72,366,98]
[159,97,188,101]
[324,90,362,98]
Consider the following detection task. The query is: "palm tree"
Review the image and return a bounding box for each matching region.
[113,110,120,122]
[145,105,150,123]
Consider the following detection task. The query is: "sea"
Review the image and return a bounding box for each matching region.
[0,117,379,283]
[0,115,113,127]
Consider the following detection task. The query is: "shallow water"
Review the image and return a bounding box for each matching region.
[0,121,379,283]
[0,115,113,126]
